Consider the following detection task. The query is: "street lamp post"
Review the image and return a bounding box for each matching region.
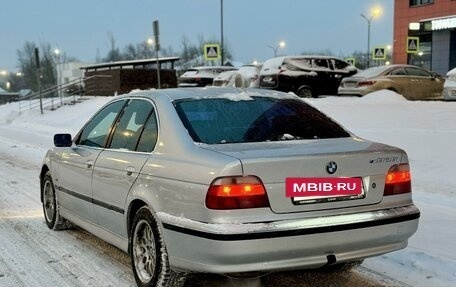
[268,41,286,57]
[220,0,224,65]
[54,48,62,106]
[360,7,381,68]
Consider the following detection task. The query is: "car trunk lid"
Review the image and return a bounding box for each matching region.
[201,137,404,213]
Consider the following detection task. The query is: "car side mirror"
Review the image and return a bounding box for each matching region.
[54,134,72,147]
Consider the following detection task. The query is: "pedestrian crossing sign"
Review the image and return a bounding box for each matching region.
[407,37,420,53]
[345,58,356,66]
[204,44,220,60]
[373,47,386,60]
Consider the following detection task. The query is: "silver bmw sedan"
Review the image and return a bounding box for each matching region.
[40,88,420,287]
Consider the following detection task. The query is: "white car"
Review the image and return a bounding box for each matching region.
[178,66,237,87]
[443,67,456,100]
[213,65,262,88]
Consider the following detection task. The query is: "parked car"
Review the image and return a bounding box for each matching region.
[41,88,420,287]
[212,70,238,87]
[234,64,262,88]
[259,56,358,97]
[178,66,237,87]
[338,64,444,100]
[443,67,456,101]
[213,64,262,88]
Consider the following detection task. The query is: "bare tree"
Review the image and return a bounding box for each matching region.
[16,41,57,92]
[104,32,121,62]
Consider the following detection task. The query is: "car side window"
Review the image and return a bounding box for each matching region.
[312,58,331,70]
[77,100,126,147]
[332,59,349,71]
[283,58,311,71]
[136,110,159,153]
[390,68,407,76]
[109,99,153,151]
[405,67,431,77]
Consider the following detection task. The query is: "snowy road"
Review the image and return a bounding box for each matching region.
[0,92,455,287]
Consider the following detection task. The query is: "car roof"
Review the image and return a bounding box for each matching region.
[186,66,238,71]
[119,87,298,102]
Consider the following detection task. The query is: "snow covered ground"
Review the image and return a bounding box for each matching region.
[0,90,455,287]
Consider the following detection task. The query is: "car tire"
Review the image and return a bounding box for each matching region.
[130,206,186,287]
[297,86,313,98]
[42,171,72,231]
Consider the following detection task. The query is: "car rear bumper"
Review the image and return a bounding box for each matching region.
[337,87,368,96]
[158,204,420,274]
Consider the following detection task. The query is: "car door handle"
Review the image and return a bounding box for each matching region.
[86,160,94,169]
[125,166,136,176]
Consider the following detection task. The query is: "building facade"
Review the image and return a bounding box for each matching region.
[394,0,456,75]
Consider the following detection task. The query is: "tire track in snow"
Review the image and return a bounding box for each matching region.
[0,154,134,287]
[0,255,26,287]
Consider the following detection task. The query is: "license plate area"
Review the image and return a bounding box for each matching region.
[286,177,365,205]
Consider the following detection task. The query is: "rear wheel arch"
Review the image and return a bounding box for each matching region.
[127,199,148,242]
[387,87,398,93]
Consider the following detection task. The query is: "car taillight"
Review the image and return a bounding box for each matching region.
[357,80,376,87]
[206,176,270,209]
[384,164,412,196]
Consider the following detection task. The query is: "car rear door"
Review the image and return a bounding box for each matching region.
[311,58,333,95]
[91,98,158,237]
[57,99,127,223]
[404,67,443,100]
[330,58,356,89]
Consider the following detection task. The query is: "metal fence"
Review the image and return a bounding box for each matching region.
[17,75,112,115]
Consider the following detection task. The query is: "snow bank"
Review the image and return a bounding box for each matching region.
[357,89,408,102]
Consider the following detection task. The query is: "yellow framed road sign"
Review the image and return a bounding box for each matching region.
[373,47,386,60]
[204,44,220,61]
[345,58,356,66]
[407,37,420,53]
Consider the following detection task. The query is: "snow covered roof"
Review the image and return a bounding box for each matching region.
[81,57,181,71]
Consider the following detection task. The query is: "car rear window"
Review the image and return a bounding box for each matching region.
[356,66,391,77]
[174,96,350,144]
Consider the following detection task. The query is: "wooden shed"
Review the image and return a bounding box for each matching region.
[82,57,180,96]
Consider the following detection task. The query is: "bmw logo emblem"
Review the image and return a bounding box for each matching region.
[326,161,337,174]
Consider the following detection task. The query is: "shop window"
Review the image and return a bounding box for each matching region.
[409,0,433,7]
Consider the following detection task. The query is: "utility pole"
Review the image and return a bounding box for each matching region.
[153,20,161,89]
[35,48,43,115]
[220,0,224,65]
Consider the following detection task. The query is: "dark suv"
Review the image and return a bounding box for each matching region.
[259,56,358,97]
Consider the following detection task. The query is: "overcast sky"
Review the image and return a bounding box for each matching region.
[0,0,393,71]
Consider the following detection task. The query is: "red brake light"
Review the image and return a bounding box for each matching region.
[384,164,412,196]
[206,176,270,209]
[357,80,376,87]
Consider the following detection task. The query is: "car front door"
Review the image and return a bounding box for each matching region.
[91,99,158,237]
[57,99,127,223]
